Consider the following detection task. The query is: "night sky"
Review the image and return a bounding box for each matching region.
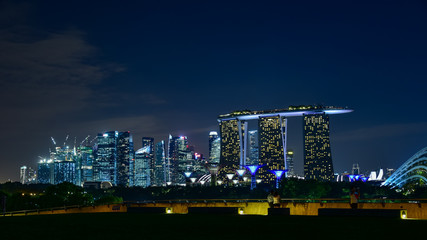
[1,0,426,182]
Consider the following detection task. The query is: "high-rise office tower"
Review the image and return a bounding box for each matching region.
[25,167,37,184]
[116,131,134,186]
[218,119,243,181]
[20,166,27,184]
[77,146,94,184]
[209,131,221,164]
[168,135,189,185]
[37,159,53,184]
[303,113,334,181]
[134,145,152,187]
[258,116,287,183]
[153,141,166,186]
[247,130,259,166]
[141,137,154,184]
[53,160,76,184]
[286,150,295,177]
[94,131,118,185]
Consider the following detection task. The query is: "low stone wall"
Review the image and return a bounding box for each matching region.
[129,201,427,219]
[4,201,426,219]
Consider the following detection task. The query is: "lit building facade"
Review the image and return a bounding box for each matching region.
[37,159,53,184]
[286,150,295,177]
[77,146,94,184]
[20,166,27,184]
[247,130,259,166]
[209,131,221,164]
[258,116,287,184]
[153,141,167,186]
[94,131,118,185]
[116,131,134,186]
[218,119,244,182]
[303,113,334,181]
[168,135,189,185]
[53,160,76,184]
[134,145,152,187]
[141,137,154,184]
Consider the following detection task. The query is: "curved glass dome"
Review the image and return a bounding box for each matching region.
[383,147,427,188]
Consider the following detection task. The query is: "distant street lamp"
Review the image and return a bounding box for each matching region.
[236,169,246,177]
[246,165,261,190]
[226,173,234,187]
[184,171,192,178]
[184,171,192,186]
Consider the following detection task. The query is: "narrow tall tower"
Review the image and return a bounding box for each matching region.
[303,113,334,181]
[218,119,243,181]
[258,116,287,184]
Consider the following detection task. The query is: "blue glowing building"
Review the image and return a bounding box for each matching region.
[383,147,427,188]
[153,141,167,186]
[116,131,134,187]
[134,137,154,187]
[53,160,76,184]
[94,131,118,185]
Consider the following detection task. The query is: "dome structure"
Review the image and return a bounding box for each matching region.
[382,147,427,188]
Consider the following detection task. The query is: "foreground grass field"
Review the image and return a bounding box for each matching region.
[1,213,425,240]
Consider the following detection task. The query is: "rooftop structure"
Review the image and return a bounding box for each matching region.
[218,105,353,121]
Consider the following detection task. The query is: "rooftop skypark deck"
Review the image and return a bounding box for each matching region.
[218,105,353,121]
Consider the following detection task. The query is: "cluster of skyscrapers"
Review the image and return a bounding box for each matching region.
[32,133,210,187]
[21,105,353,187]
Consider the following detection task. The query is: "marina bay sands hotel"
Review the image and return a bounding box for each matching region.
[217,105,353,183]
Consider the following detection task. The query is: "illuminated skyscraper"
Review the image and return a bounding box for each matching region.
[77,146,94,184]
[258,116,287,183]
[20,166,27,184]
[153,141,166,186]
[134,144,152,187]
[286,150,295,177]
[116,131,134,186]
[303,113,334,181]
[247,130,259,166]
[53,160,76,184]
[218,119,244,181]
[168,135,189,185]
[37,159,53,184]
[209,131,220,164]
[141,137,154,183]
[94,131,118,185]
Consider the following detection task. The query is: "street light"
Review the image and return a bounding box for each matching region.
[226,173,234,187]
[184,171,192,186]
[271,170,288,189]
[184,171,192,178]
[236,169,246,186]
[246,165,260,190]
[236,169,246,177]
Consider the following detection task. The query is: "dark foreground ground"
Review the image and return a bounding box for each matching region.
[0,213,425,240]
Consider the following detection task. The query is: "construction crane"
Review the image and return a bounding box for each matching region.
[89,136,98,144]
[51,137,56,145]
[63,134,69,147]
[79,135,90,146]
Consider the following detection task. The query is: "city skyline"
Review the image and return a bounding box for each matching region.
[1,1,427,182]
